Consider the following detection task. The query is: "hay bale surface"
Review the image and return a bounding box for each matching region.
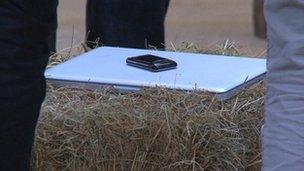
[32,42,265,170]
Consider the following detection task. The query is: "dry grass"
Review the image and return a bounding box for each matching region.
[32,41,265,171]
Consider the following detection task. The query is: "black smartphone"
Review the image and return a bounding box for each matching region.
[126,54,177,72]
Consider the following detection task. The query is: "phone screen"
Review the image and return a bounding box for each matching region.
[133,55,165,63]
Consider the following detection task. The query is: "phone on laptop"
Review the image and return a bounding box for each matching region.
[126,54,177,72]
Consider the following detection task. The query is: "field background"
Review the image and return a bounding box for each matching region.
[57,0,266,57]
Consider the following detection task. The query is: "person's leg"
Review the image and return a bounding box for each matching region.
[86,0,170,49]
[0,0,58,170]
[48,19,57,54]
[143,0,170,49]
[263,0,304,170]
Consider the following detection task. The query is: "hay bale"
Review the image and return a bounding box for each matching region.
[32,42,265,170]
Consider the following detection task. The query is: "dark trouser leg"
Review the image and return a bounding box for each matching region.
[262,0,304,170]
[0,0,58,170]
[86,0,170,49]
[48,19,57,54]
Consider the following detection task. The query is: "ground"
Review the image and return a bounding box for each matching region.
[57,0,266,57]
